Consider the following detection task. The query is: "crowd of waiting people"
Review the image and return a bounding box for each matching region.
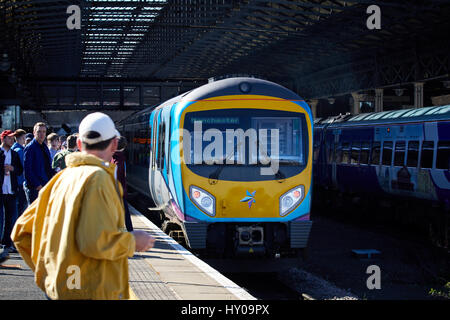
[0,120,132,260]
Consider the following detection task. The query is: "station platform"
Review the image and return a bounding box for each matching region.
[127,206,256,300]
[0,205,255,300]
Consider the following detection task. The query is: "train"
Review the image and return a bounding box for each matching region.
[117,77,314,258]
[312,105,450,247]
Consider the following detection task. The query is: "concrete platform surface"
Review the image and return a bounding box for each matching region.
[128,206,256,300]
[0,205,256,301]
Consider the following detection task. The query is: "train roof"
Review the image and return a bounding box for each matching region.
[181,77,304,102]
[315,105,450,128]
[118,78,309,126]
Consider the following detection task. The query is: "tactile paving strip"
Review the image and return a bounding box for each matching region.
[128,254,180,300]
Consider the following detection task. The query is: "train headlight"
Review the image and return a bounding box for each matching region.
[279,185,305,216]
[190,185,216,217]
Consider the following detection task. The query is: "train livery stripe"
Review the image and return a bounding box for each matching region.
[184,98,306,102]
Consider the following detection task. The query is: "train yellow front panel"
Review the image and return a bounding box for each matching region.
[182,174,311,218]
[178,95,313,219]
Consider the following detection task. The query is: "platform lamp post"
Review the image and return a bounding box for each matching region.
[414,82,425,109]
[351,92,365,115]
[375,88,384,113]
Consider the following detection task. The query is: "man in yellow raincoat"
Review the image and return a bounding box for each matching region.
[12,112,155,300]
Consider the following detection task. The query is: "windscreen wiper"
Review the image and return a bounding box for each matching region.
[275,169,286,180]
[208,141,243,182]
[277,159,300,166]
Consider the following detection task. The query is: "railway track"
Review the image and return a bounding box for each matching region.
[220,272,308,300]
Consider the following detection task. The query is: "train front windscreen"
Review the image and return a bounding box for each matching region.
[183,108,309,181]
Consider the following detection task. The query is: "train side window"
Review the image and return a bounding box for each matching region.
[350,142,360,165]
[420,141,434,169]
[157,122,165,170]
[341,142,350,164]
[436,141,449,170]
[151,113,159,169]
[394,141,406,167]
[156,122,161,169]
[382,141,393,166]
[328,142,334,163]
[313,143,320,162]
[370,142,381,165]
[406,141,419,167]
[360,141,370,165]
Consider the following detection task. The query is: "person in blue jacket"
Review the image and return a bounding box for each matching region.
[12,129,27,216]
[23,122,55,205]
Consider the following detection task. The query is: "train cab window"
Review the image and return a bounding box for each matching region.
[183,108,309,181]
[406,141,419,167]
[420,141,434,169]
[370,142,381,165]
[436,141,450,170]
[350,142,360,165]
[382,141,393,166]
[360,141,370,165]
[341,142,350,164]
[394,141,406,167]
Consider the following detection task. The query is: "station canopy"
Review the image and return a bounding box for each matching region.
[0,0,449,109]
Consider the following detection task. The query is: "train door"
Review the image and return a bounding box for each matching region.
[379,140,393,193]
[392,140,413,195]
[313,129,321,180]
[153,107,172,209]
[149,109,161,205]
[426,121,449,201]
[325,131,334,187]
[406,140,420,196]
[331,129,340,188]
[350,140,362,193]
[164,113,179,206]
[418,139,437,200]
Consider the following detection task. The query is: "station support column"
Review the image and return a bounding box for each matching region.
[414,82,424,109]
[375,88,384,113]
[308,99,318,119]
[351,93,364,115]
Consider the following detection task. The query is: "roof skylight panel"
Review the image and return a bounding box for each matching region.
[91,7,137,11]
[84,41,118,44]
[434,106,450,114]
[408,107,434,116]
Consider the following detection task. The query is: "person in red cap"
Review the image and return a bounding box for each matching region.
[0,130,23,253]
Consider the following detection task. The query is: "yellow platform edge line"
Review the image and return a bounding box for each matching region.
[128,287,139,300]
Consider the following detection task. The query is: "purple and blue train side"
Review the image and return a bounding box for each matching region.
[313,105,450,245]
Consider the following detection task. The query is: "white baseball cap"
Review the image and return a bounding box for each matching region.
[79,112,120,144]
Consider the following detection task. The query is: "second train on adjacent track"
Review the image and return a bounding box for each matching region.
[312,106,450,246]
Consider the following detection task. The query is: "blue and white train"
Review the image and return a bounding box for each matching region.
[118,77,314,258]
